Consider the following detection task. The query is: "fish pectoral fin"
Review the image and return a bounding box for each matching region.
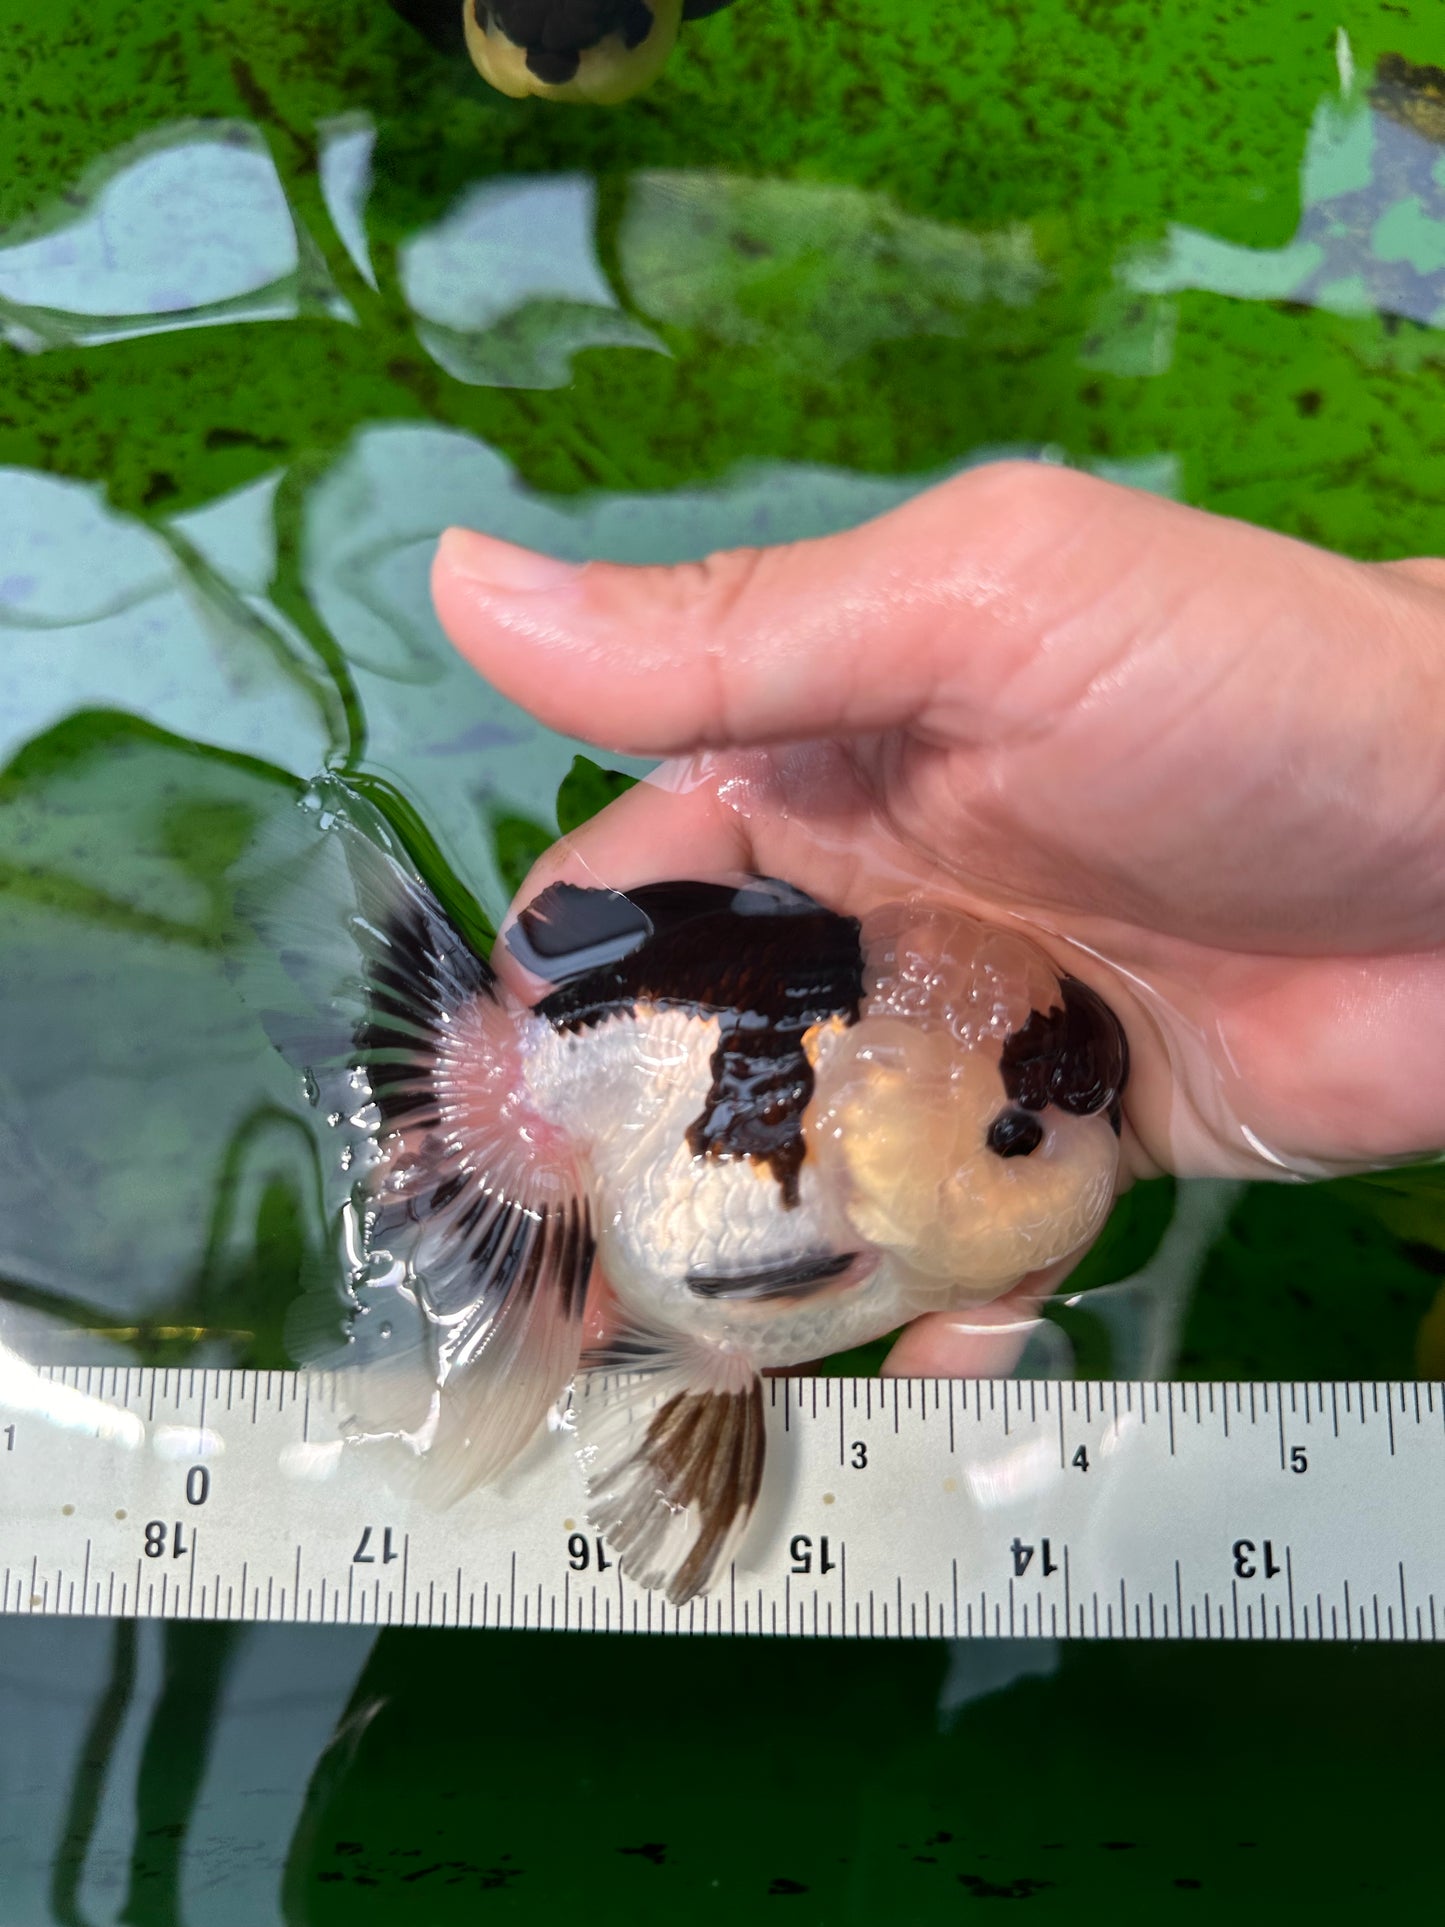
[574,1329,765,1606]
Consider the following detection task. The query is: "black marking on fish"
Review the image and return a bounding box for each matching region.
[686,1251,856,1302]
[986,1110,1045,1159]
[394,0,737,60]
[687,1017,821,1207]
[513,878,865,1203]
[524,44,582,82]
[507,880,653,981]
[998,975,1129,1123]
[644,1382,765,1602]
[477,0,659,78]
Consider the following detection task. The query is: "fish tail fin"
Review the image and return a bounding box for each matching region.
[574,1327,765,1606]
[326,1193,593,1504]
[238,779,593,1497]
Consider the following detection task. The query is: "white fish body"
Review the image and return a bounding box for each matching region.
[519,1008,907,1365]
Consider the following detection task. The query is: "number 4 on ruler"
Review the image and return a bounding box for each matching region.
[1012,1537,1060,1577]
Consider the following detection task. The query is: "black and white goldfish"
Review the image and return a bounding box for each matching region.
[249,784,1127,1605]
[461,1,740,104]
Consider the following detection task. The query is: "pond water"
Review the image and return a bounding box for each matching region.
[1,2,1443,1921]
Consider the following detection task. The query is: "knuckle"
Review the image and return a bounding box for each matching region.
[969,457,1106,530]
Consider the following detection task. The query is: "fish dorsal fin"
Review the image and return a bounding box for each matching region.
[574,1327,765,1606]
[507,881,654,984]
[239,782,594,1499]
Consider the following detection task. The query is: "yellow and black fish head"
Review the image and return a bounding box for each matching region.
[463,1,737,104]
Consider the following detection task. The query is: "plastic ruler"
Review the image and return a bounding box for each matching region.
[1,1366,1443,1640]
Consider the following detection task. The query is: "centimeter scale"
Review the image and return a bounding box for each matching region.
[1,1366,1443,1641]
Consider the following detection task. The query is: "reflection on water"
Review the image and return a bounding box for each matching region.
[1,0,1444,1920]
[1127,85,1445,330]
[0,125,350,352]
[317,117,380,294]
[401,173,662,386]
[0,1618,373,1927]
[617,171,1047,366]
[0,467,336,772]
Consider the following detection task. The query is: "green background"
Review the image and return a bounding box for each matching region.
[1,1,1443,1921]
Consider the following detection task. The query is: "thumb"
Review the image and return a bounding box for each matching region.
[430,462,1203,758]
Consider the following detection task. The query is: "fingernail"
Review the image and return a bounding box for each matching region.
[438,527,582,595]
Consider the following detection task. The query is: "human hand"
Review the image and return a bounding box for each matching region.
[431,461,1445,1372]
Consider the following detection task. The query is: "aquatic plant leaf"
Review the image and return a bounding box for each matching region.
[489,810,553,899]
[1339,1161,1445,1261]
[555,755,639,835]
[1176,1178,1443,1382]
[0,716,308,1322]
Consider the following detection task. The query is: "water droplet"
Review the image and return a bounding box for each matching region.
[378,1320,393,1341]
[301,1068,319,1107]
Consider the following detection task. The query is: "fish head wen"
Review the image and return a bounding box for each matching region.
[806,902,1127,1306]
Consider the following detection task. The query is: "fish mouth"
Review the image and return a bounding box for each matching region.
[685,1252,863,1304]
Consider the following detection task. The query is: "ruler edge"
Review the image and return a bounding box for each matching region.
[3,1368,1442,1640]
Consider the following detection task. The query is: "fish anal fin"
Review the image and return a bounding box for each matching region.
[575,1331,764,1606]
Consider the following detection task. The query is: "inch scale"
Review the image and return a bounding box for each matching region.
[1,1367,1443,1640]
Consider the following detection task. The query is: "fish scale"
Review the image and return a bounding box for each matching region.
[527,1003,856,1323]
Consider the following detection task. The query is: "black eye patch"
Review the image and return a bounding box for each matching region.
[998,975,1129,1127]
[986,1110,1045,1159]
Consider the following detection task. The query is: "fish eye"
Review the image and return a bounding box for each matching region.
[986,1109,1045,1160]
